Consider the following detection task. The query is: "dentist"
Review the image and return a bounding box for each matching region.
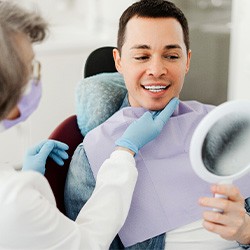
[0,1,178,249]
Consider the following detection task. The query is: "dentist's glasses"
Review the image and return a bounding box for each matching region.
[31,60,41,84]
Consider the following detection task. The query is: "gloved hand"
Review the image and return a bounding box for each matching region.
[22,139,69,175]
[116,97,179,155]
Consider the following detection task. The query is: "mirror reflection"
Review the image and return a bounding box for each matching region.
[202,113,250,176]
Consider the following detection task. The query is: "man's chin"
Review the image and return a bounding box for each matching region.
[143,103,168,111]
[150,95,179,110]
[129,96,173,111]
[147,97,179,111]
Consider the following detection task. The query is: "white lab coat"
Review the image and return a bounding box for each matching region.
[0,150,137,250]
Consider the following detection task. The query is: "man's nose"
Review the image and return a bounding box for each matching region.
[146,57,167,77]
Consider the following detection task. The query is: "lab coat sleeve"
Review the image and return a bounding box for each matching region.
[0,168,81,250]
[75,150,137,250]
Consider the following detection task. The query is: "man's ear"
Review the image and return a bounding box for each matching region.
[113,48,123,74]
[185,49,192,74]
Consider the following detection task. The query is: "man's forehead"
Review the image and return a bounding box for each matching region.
[126,16,181,28]
[123,17,185,51]
[124,16,185,49]
[125,17,183,37]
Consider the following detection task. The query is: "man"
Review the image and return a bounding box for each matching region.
[0,1,177,249]
[64,0,250,249]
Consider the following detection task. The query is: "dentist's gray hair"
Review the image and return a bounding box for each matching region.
[0,1,48,120]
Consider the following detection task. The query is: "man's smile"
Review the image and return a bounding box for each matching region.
[141,84,170,93]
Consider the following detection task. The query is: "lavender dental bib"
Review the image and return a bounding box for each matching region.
[83,101,250,247]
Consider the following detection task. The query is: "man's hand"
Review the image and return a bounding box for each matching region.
[22,139,69,175]
[116,97,179,154]
[199,184,250,245]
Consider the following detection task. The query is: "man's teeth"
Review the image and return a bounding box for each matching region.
[144,85,167,92]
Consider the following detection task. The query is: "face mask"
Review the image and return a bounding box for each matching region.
[0,79,42,131]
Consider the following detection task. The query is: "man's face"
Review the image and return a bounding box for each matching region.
[113,17,191,110]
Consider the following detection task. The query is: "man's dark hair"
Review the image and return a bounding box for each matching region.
[117,0,189,54]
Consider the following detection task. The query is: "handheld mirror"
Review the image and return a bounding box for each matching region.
[190,100,250,185]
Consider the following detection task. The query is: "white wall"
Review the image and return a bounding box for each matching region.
[228,0,250,100]
[0,0,135,168]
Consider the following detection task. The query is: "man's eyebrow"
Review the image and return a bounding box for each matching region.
[130,44,182,50]
[130,44,151,50]
[164,44,182,50]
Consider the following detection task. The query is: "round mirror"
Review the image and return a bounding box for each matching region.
[190,100,250,184]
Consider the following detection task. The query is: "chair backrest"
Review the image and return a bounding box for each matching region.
[45,46,117,214]
[83,46,117,78]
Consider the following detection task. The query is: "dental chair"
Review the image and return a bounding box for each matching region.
[84,46,117,78]
[44,46,117,214]
[44,115,83,214]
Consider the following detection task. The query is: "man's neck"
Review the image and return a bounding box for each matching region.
[119,94,130,109]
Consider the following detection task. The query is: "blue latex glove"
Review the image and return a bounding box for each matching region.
[116,98,179,154]
[22,139,69,175]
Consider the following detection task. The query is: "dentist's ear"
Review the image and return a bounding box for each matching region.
[113,48,123,74]
[5,106,20,120]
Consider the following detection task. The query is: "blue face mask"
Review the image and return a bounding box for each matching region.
[0,79,42,131]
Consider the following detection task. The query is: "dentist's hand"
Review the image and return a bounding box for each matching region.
[116,97,179,155]
[22,139,69,174]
